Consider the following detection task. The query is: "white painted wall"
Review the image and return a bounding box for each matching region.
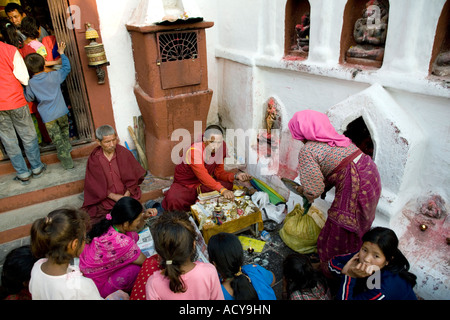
[95,0,142,149]
[209,0,449,207]
[206,0,450,299]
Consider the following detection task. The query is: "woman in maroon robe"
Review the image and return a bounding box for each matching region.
[82,125,146,228]
[162,125,251,212]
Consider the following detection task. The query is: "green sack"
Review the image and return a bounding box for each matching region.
[279,204,325,254]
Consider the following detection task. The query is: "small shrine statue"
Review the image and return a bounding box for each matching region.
[295,13,310,52]
[432,50,450,77]
[265,98,278,137]
[162,0,188,22]
[346,0,389,66]
[257,97,280,153]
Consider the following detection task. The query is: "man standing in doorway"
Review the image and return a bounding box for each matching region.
[5,2,49,41]
[0,40,46,185]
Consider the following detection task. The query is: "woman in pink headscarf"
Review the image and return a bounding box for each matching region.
[288,110,381,277]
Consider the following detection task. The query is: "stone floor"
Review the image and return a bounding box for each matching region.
[240,219,298,300]
[139,173,174,197]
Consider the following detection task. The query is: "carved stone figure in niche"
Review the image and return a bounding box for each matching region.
[346,0,389,67]
[258,97,281,150]
[432,51,450,77]
[295,13,310,52]
[266,98,278,136]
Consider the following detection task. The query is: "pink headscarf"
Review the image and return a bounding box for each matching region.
[288,110,352,147]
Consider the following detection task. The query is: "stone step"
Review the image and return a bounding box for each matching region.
[0,193,84,243]
[0,142,95,216]
[0,192,85,280]
[0,153,89,246]
[0,165,172,242]
[0,177,172,272]
[0,142,96,176]
[0,157,87,214]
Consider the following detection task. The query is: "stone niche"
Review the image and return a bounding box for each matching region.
[326,83,426,224]
[285,0,311,59]
[340,0,390,68]
[343,116,374,158]
[430,0,450,77]
[244,96,293,197]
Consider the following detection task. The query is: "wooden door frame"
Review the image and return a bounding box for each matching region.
[67,0,115,132]
[0,0,115,175]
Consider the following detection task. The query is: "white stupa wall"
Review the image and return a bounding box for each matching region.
[210,0,449,213]
[326,83,428,225]
[210,0,450,299]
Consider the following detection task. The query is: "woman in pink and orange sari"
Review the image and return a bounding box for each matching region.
[288,110,382,277]
[80,197,156,298]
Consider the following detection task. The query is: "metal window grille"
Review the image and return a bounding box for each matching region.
[158,31,198,62]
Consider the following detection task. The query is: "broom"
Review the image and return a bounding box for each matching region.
[128,125,148,170]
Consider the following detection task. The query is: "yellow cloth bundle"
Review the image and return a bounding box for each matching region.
[279,203,326,254]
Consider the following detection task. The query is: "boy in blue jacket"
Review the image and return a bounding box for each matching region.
[24,42,73,170]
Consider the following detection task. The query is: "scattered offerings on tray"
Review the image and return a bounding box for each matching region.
[191,196,258,229]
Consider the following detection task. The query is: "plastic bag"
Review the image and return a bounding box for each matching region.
[250,178,286,205]
[279,203,325,254]
[251,191,286,224]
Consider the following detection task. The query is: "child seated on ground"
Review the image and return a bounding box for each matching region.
[80,197,156,298]
[329,226,417,300]
[282,253,330,300]
[24,42,74,170]
[207,232,276,300]
[0,245,37,300]
[29,207,128,300]
[145,211,224,300]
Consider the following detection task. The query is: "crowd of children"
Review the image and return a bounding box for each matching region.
[0,3,74,186]
[0,195,418,301]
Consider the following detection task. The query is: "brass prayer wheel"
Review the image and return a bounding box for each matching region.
[85,43,108,66]
[84,22,109,84]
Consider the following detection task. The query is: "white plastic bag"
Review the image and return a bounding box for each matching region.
[251,191,286,224]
